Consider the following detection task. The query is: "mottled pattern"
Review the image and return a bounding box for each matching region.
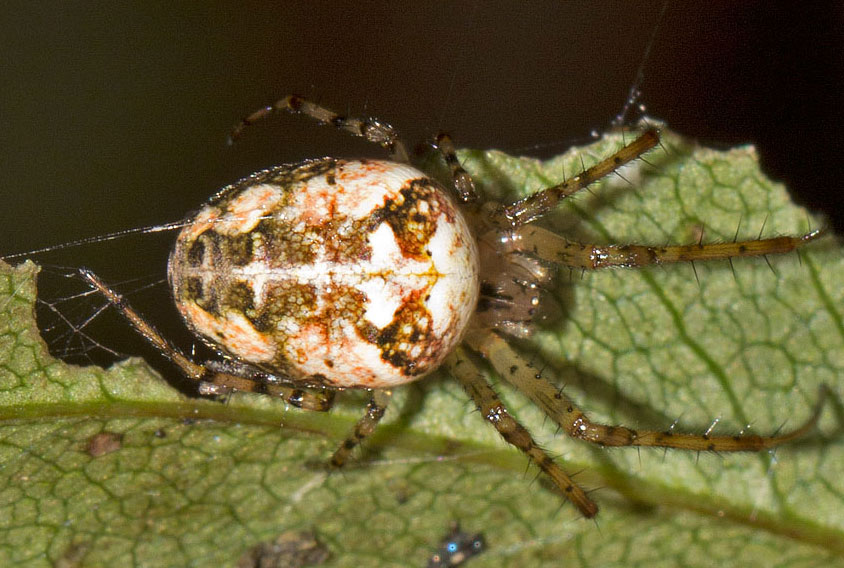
[65,98,824,521]
[169,159,479,388]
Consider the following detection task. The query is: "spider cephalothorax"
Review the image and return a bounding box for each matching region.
[79,95,825,517]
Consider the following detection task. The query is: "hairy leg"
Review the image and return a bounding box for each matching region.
[432,132,478,203]
[229,94,410,162]
[488,129,659,228]
[79,268,334,411]
[445,346,598,517]
[329,389,393,468]
[467,329,826,452]
[510,224,823,270]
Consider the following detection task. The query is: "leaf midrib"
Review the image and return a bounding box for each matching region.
[3,390,842,555]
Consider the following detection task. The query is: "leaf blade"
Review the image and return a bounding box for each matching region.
[1,127,842,567]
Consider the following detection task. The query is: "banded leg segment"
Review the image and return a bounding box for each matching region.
[79,269,334,412]
[198,360,335,411]
[489,129,660,228]
[230,94,410,162]
[511,225,824,270]
[468,330,826,452]
[433,132,478,203]
[329,389,392,468]
[445,347,598,518]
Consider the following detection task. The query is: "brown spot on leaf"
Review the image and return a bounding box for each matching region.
[236,530,329,568]
[86,432,123,457]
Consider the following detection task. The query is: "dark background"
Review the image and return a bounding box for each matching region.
[1,2,841,365]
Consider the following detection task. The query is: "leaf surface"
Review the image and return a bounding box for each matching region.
[0,127,842,567]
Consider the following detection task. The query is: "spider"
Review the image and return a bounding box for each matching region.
[77,95,825,518]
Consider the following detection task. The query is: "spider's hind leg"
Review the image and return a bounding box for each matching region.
[328,389,393,468]
[199,359,335,412]
[79,269,335,412]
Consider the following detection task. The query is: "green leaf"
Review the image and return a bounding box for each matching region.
[1,127,842,567]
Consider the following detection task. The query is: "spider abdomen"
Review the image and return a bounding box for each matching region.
[168,158,479,389]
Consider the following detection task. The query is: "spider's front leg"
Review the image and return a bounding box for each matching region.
[229,94,410,162]
[512,224,824,271]
[445,346,599,518]
[467,330,827,453]
[496,126,822,268]
[488,129,660,228]
[432,132,478,203]
[79,269,335,412]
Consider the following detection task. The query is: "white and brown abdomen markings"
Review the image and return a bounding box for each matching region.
[169,159,480,388]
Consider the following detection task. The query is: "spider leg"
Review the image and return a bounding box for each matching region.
[329,389,392,468]
[198,360,335,411]
[445,346,599,518]
[511,225,824,269]
[467,330,826,452]
[229,94,410,162]
[432,132,478,203]
[78,268,334,411]
[488,129,660,228]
